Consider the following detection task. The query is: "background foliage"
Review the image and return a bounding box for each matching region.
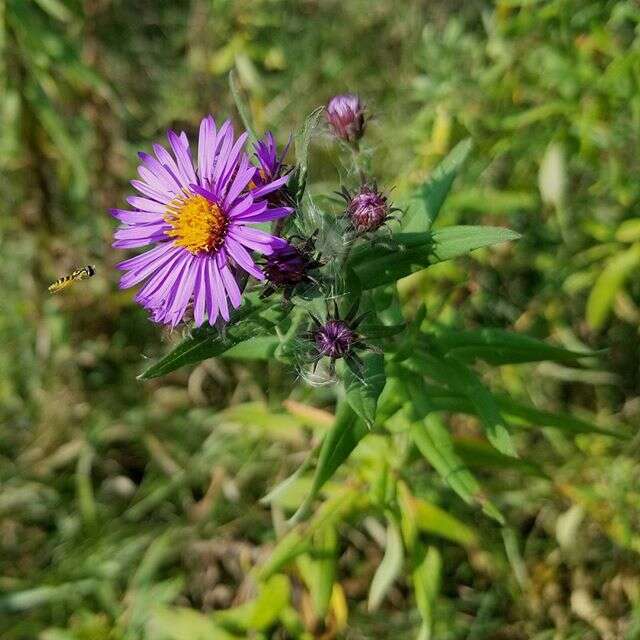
[1,1,640,638]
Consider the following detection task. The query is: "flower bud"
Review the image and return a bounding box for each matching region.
[264,244,309,287]
[314,320,356,359]
[345,183,392,233]
[326,94,366,143]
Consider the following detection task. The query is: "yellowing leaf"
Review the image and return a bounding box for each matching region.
[586,243,640,329]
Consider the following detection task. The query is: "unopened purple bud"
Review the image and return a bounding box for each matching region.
[264,245,308,287]
[347,184,391,233]
[326,94,366,143]
[314,320,356,359]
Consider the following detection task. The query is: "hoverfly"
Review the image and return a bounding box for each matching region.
[48,265,96,293]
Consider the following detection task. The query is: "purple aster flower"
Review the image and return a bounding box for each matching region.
[253,131,291,186]
[339,182,398,234]
[252,131,293,210]
[111,116,293,328]
[325,94,366,144]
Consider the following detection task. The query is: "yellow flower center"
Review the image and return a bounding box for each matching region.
[164,193,227,254]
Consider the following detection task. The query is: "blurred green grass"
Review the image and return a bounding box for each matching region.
[2,1,640,638]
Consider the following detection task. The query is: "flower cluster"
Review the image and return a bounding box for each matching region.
[111,93,397,366]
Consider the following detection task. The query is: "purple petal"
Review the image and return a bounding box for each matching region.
[228,196,261,220]
[131,179,170,203]
[223,155,256,208]
[250,174,289,200]
[217,249,242,309]
[205,258,220,324]
[134,251,189,304]
[153,143,188,189]
[126,196,167,214]
[228,226,287,255]
[119,244,180,289]
[232,206,292,223]
[190,183,219,204]
[110,208,164,224]
[117,242,173,271]
[138,152,182,193]
[165,255,197,327]
[168,130,197,185]
[216,132,249,191]
[225,236,264,280]
[210,124,235,186]
[198,116,217,186]
[113,221,169,240]
[192,257,208,327]
[137,252,191,309]
[211,254,229,321]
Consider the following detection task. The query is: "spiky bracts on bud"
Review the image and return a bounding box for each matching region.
[326,94,367,144]
[264,245,309,287]
[307,301,372,376]
[261,233,322,299]
[314,320,356,358]
[338,182,398,234]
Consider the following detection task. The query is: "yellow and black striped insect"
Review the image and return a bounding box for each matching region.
[48,265,96,293]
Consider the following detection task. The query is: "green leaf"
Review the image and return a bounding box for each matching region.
[295,106,324,169]
[428,225,521,263]
[411,497,478,546]
[32,0,73,22]
[228,69,258,145]
[139,296,275,379]
[403,138,472,232]
[297,525,337,619]
[587,243,640,329]
[149,607,235,640]
[361,323,406,340]
[214,575,290,632]
[454,438,547,478]
[615,219,640,243]
[348,226,520,290]
[413,545,442,639]
[406,354,516,457]
[433,327,599,365]
[139,323,269,379]
[290,401,368,524]
[340,352,386,427]
[258,488,359,580]
[441,357,516,457]
[496,396,625,439]
[410,414,504,524]
[368,517,404,611]
[222,335,279,360]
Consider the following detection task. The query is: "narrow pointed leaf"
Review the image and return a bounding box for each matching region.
[410,414,504,524]
[229,69,258,146]
[139,296,276,379]
[339,352,386,427]
[413,545,442,639]
[290,401,368,524]
[434,327,600,365]
[368,518,404,611]
[258,488,358,580]
[403,138,472,232]
[348,226,520,290]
